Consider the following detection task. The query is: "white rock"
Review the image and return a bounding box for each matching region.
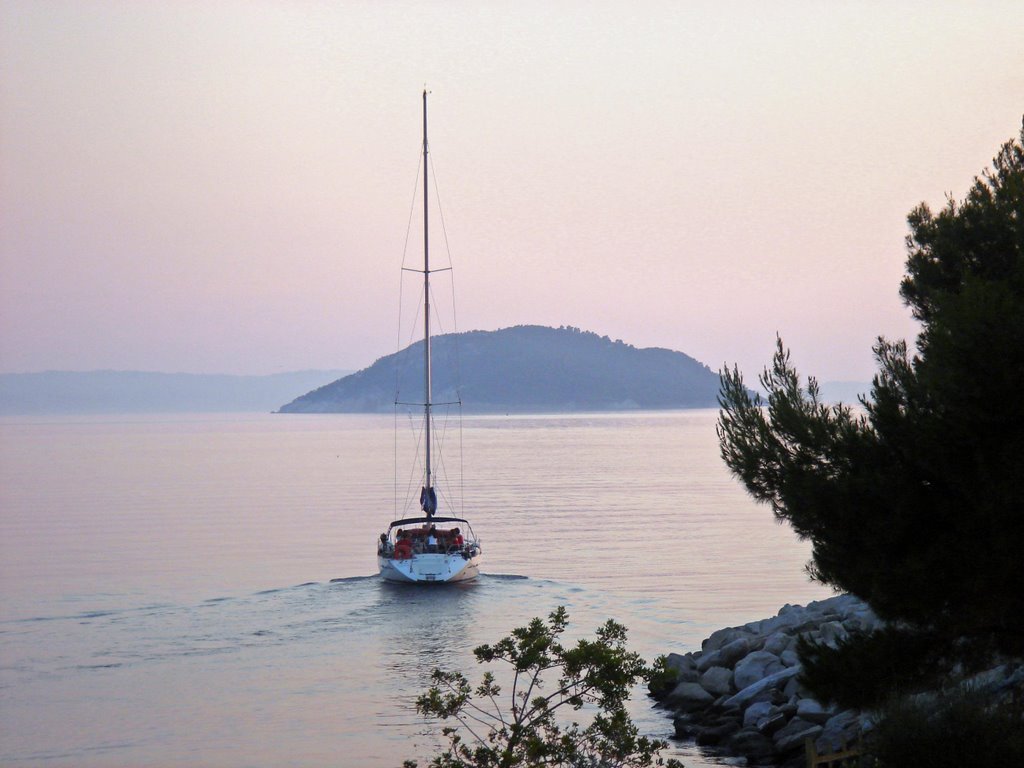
[724,666,801,709]
[734,650,782,691]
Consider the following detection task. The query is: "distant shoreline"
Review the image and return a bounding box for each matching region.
[0,368,869,416]
[0,370,350,416]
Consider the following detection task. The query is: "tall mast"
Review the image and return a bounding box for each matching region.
[422,89,434,515]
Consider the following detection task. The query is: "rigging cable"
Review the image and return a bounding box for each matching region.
[394,151,425,520]
[395,150,424,406]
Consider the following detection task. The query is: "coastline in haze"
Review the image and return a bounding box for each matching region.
[0,369,349,415]
[0,326,869,416]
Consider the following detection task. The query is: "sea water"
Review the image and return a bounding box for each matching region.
[0,411,830,766]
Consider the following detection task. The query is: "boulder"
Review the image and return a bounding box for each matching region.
[734,650,783,690]
[665,681,716,712]
[718,636,754,667]
[818,620,849,649]
[763,631,792,656]
[962,664,1010,693]
[702,626,752,655]
[664,652,697,675]
[745,610,804,637]
[757,711,788,736]
[742,700,773,728]
[695,720,740,746]
[727,728,776,760]
[782,673,804,700]
[695,648,724,673]
[779,648,801,668]
[815,709,861,753]
[724,666,801,709]
[672,713,701,740]
[773,717,823,753]
[700,666,734,697]
[796,698,831,725]
[842,606,880,633]
[822,593,866,615]
[672,655,702,683]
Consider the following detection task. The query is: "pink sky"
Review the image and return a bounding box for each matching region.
[1,1,1021,381]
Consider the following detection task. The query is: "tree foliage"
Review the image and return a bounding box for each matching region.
[717,121,1024,698]
[406,607,683,768]
[868,686,1024,767]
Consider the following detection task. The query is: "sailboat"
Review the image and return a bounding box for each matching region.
[377,91,482,584]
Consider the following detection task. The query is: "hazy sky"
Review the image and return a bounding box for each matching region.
[2,1,1021,381]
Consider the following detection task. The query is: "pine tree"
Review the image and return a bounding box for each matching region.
[717,121,1024,702]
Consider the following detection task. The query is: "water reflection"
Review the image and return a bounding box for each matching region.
[376,578,481,678]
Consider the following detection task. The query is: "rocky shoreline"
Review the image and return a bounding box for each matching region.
[651,594,1024,767]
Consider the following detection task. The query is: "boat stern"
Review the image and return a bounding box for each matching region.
[378,550,481,583]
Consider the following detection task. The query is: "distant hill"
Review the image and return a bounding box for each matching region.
[0,370,350,415]
[278,325,723,413]
[817,380,871,404]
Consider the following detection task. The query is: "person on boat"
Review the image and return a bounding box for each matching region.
[394,531,413,559]
[452,528,464,548]
[427,525,438,553]
[378,532,390,556]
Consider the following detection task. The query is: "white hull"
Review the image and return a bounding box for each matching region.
[378,551,482,584]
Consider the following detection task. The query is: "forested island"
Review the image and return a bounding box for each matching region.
[277,325,722,413]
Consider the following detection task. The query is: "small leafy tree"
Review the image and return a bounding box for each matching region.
[406,607,683,768]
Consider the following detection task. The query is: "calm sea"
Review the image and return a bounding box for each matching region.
[0,410,830,767]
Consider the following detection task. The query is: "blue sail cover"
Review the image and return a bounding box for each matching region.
[420,486,437,516]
